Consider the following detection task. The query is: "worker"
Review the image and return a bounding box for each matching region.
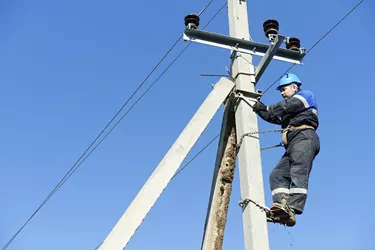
[252,73,320,227]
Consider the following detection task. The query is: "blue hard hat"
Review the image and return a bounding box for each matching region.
[276,73,302,90]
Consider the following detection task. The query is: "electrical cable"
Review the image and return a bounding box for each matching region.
[1,1,222,249]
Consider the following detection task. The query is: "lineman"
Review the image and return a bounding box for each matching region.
[252,73,320,227]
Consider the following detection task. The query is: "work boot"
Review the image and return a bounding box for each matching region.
[269,201,296,226]
[281,204,296,227]
[270,202,284,211]
[286,210,296,227]
[269,202,289,218]
[267,214,281,223]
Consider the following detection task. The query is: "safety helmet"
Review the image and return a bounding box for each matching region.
[276,73,302,90]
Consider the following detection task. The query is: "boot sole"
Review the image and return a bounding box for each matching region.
[270,207,290,218]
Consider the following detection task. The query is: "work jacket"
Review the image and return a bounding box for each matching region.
[257,90,319,130]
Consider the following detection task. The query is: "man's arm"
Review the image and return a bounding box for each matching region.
[257,109,282,125]
[268,92,312,118]
[253,92,312,125]
[252,101,282,125]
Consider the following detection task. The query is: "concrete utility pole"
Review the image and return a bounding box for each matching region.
[201,99,237,250]
[227,0,270,249]
[99,78,235,250]
[201,1,269,249]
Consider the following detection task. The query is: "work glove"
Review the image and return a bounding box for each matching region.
[252,101,267,113]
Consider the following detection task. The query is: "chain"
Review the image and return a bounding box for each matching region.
[261,142,283,151]
[236,129,284,152]
[239,198,270,214]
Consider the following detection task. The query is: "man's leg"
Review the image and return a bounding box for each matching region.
[269,154,291,207]
[268,154,294,224]
[288,130,320,214]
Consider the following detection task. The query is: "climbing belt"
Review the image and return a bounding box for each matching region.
[236,128,284,153]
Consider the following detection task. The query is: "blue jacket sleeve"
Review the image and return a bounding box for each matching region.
[257,91,316,125]
[267,92,312,118]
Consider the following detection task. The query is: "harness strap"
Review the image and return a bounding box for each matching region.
[282,125,315,146]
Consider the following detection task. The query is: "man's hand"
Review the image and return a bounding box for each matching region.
[252,101,267,113]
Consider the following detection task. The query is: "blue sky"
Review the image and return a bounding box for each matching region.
[1,0,373,249]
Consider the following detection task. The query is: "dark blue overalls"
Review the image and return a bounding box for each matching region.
[257,90,320,214]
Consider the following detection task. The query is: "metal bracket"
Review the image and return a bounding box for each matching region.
[201,74,234,81]
[234,89,263,110]
[255,35,285,83]
[230,44,239,60]
[239,197,270,214]
[237,89,263,100]
[239,198,251,211]
[234,72,254,80]
[235,92,255,109]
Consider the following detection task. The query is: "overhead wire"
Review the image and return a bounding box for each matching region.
[2,27,183,250]
[91,3,228,250]
[93,133,221,250]
[1,1,222,249]
[72,2,229,200]
[198,0,215,16]
[172,134,220,180]
[262,0,363,94]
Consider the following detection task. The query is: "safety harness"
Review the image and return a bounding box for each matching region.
[282,125,315,146]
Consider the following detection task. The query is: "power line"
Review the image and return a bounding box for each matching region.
[71,2,229,197]
[63,2,228,214]
[91,3,228,249]
[199,0,215,16]
[262,63,295,95]
[262,0,363,94]
[92,133,220,250]
[2,40,180,250]
[99,3,227,184]
[1,24,184,250]
[172,134,220,180]
[1,1,221,249]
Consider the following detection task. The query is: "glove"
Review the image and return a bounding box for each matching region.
[252,101,267,113]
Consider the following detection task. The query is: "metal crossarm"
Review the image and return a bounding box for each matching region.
[183,28,305,64]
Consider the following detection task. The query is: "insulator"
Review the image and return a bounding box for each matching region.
[286,37,301,51]
[263,19,279,38]
[184,14,200,29]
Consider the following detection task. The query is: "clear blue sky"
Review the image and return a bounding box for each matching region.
[1,0,373,249]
